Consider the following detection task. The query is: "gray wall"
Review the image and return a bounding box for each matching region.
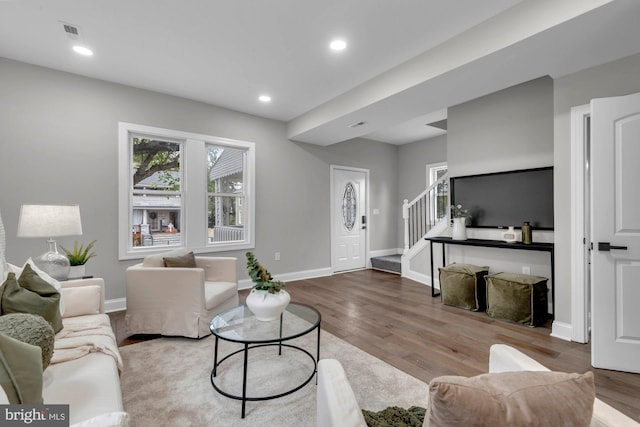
[0,58,398,301]
[396,134,447,249]
[447,76,554,177]
[436,76,556,314]
[553,53,640,325]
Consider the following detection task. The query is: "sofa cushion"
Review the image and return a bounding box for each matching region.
[426,370,595,427]
[43,352,123,425]
[0,313,55,369]
[204,282,238,310]
[62,285,101,317]
[0,331,43,404]
[1,265,63,333]
[143,248,190,267]
[70,412,130,427]
[163,251,196,268]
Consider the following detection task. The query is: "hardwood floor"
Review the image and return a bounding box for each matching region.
[109,269,640,422]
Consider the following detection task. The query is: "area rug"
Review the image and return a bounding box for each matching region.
[120,329,428,426]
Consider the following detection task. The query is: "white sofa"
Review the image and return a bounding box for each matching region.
[44,278,126,426]
[317,344,639,427]
[1,274,126,425]
[125,254,238,338]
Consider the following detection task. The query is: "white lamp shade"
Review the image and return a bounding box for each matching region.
[17,204,83,238]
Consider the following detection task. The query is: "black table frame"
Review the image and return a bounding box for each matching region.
[426,236,555,318]
[210,304,321,418]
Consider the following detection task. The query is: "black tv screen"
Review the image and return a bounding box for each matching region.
[450,167,554,230]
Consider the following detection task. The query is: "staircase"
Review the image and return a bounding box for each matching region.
[373,172,449,278]
[370,254,402,274]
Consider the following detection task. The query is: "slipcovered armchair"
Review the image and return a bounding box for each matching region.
[125,250,238,339]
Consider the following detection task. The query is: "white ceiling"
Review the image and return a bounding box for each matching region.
[1,0,640,145]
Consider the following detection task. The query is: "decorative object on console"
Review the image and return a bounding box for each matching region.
[450,204,469,241]
[245,252,290,321]
[501,226,517,243]
[16,204,83,280]
[60,239,96,279]
[521,221,532,244]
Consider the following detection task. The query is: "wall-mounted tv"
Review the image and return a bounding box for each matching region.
[450,167,554,230]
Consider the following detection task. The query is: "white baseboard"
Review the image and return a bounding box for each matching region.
[105,298,126,313]
[369,248,402,258]
[550,320,572,342]
[402,270,440,291]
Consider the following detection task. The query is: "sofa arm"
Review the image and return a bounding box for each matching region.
[317,359,366,427]
[489,344,639,427]
[61,278,106,315]
[195,257,237,283]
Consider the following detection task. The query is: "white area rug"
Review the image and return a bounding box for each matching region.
[120,329,428,426]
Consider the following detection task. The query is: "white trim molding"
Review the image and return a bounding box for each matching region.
[570,104,590,343]
[551,320,573,342]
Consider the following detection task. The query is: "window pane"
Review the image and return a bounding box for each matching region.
[131,136,182,248]
[208,196,244,242]
[208,145,244,194]
[132,138,181,192]
[131,201,182,248]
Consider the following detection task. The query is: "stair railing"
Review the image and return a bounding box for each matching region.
[403,172,449,254]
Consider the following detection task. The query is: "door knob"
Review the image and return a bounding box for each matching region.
[598,242,628,251]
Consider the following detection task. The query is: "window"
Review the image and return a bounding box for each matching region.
[427,162,448,222]
[118,123,255,259]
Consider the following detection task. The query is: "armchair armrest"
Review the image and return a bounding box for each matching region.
[195,257,237,283]
[61,278,105,315]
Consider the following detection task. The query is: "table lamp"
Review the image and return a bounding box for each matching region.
[17,204,83,280]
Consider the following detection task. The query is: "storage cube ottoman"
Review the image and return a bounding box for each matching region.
[485,272,548,326]
[438,263,489,311]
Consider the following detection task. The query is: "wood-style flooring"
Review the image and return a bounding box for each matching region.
[108,269,640,422]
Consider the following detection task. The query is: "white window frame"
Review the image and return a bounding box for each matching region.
[427,161,448,222]
[118,122,255,260]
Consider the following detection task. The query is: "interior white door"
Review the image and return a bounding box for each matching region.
[591,91,640,373]
[332,167,366,272]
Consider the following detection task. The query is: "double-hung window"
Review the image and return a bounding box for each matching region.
[118,122,255,259]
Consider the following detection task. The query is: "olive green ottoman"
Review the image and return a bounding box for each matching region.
[485,272,549,327]
[438,263,489,311]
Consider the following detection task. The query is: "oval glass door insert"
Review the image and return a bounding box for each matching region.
[342,182,356,231]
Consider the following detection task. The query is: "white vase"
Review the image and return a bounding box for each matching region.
[246,289,291,321]
[452,217,467,241]
[68,264,86,279]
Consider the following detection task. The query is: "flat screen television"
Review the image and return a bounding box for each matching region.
[450,167,554,230]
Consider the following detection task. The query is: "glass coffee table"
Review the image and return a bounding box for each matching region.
[209,303,321,418]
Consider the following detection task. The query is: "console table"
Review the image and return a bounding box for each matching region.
[425,236,555,317]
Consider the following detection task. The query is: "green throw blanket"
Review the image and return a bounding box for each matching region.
[362,406,426,427]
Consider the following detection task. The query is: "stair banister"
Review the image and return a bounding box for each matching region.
[403,172,449,255]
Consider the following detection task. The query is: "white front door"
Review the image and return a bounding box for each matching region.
[331,167,367,272]
[591,91,640,373]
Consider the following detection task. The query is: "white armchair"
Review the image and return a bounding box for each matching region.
[125,252,238,339]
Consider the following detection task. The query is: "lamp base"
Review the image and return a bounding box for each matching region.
[33,240,70,280]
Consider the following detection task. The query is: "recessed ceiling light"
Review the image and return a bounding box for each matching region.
[329,39,347,51]
[258,95,271,103]
[72,45,93,56]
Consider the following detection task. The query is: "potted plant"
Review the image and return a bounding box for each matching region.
[60,240,97,278]
[245,252,290,321]
[450,204,470,241]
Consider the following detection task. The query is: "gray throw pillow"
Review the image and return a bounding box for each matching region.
[0,264,63,333]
